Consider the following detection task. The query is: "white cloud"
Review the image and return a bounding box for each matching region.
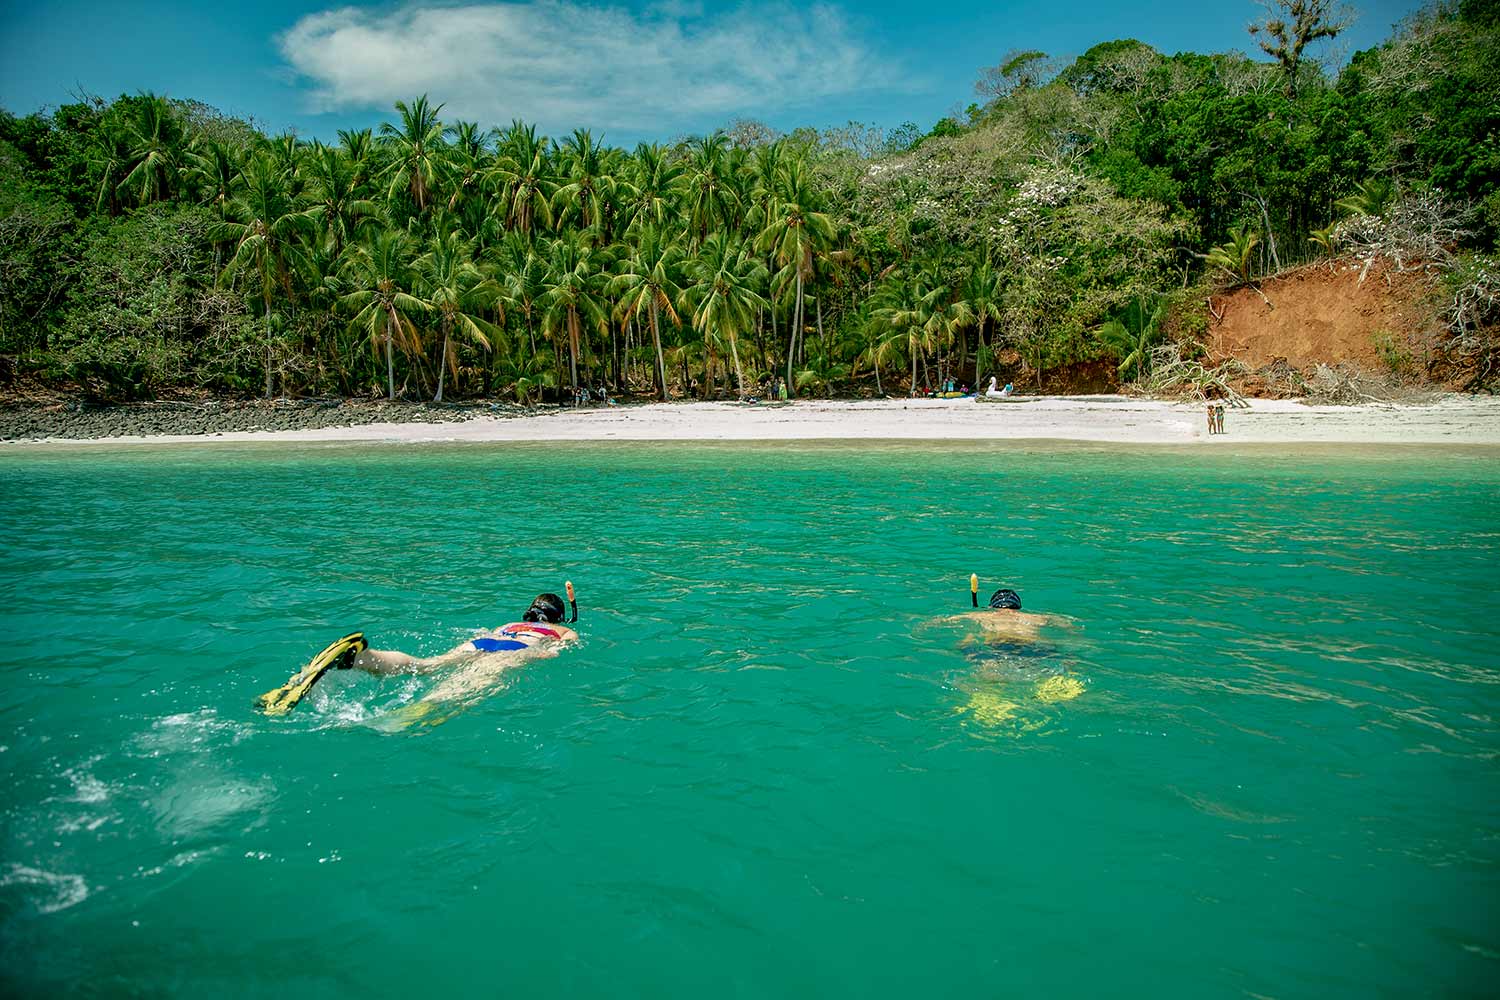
[278,1,888,135]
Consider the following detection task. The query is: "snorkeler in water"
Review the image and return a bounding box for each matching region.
[257,585,580,715]
[930,575,1085,726]
[348,591,578,675]
[928,574,1071,642]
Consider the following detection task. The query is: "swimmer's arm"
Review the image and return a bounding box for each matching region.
[919,612,994,628]
[914,613,991,635]
[943,610,1075,629]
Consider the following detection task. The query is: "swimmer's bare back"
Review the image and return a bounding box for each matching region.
[930,610,1075,642]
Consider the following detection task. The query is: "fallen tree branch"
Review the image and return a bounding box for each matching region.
[1143,343,1249,405]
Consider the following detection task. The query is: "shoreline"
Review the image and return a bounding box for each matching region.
[4,394,1499,447]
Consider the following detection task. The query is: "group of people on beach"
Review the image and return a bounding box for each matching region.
[909,376,1015,398]
[1206,402,1228,434]
[569,384,616,407]
[747,375,791,403]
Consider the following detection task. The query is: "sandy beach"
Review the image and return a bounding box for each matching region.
[8,394,1500,446]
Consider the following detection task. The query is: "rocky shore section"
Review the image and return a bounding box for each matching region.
[0,398,536,441]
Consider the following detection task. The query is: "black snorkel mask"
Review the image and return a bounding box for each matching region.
[969,574,1021,610]
[988,588,1022,611]
[521,583,579,625]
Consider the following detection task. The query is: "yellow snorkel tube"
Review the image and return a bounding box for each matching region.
[970,573,979,608]
[565,580,578,623]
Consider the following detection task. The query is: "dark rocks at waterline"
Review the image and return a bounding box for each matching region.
[0,398,539,441]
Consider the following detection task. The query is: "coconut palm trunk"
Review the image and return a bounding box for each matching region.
[785,268,802,389]
[385,328,396,400]
[729,333,746,400]
[769,301,779,376]
[567,307,580,394]
[650,299,668,401]
[434,320,451,402]
[263,303,274,399]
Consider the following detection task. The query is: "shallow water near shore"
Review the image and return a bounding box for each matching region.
[2,441,1497,997]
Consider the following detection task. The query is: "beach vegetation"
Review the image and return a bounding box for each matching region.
[0,0,1497,400]
[1099,298,1168,383]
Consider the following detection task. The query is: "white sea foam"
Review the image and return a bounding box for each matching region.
[138,709,251,754]
[1,864,90,914]
[64,764,109,804]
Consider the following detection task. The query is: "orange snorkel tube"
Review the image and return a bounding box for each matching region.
[565,580,578,624]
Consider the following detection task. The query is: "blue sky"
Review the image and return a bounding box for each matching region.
[0,0,1427,144]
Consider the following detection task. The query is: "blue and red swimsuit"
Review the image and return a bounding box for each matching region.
[467,622,562,652]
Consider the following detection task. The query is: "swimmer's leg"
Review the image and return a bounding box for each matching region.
[373,700,447,732]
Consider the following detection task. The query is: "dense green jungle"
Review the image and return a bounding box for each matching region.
[1,0,1497,404]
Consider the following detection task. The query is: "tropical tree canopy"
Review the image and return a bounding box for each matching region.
[1,0,1496,402]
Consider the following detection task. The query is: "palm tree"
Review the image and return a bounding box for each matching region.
[216,155,318,398]
[89,125,134,215]
[118,93,185,206]
[755,160,835,389]
[443,121,492,219]
[1098,298,1166,383]
[540,234,609,395]
[338,128,375,184]
[447,121,492,159]
[853,302,906,396]
[1201,224,1261,286]
[552,128,614,236]
[258,133,308,200]
[379,95,446,215]
[746,142,786,231]
[303,142,376,257]
[1335,177,1395,218]
[913,261,972,387]
[494,343,554,404]
[681,234,768,399]
[490,232,547,356]
[685,134,737,246]
[414,230,503,402]
[340,230,426,400]
[490,120,554,235]
[186,138,243,220]
[623,143,685,232]
[610,227,685,401]
[870,269,967,395]
[1307,225,1338,255]
[961,255,1005,365]
[302,243,346,394]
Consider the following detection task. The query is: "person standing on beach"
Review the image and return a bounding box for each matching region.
[1206,403,1216,435]
[1215,404,1226,434]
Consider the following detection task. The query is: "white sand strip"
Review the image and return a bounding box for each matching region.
[16,395,1500,447]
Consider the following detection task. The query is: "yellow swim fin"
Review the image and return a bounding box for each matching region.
[1035,675,1085,703]
[256,632,368,716]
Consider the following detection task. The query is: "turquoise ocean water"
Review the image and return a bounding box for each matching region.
[1,441,1497,998]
